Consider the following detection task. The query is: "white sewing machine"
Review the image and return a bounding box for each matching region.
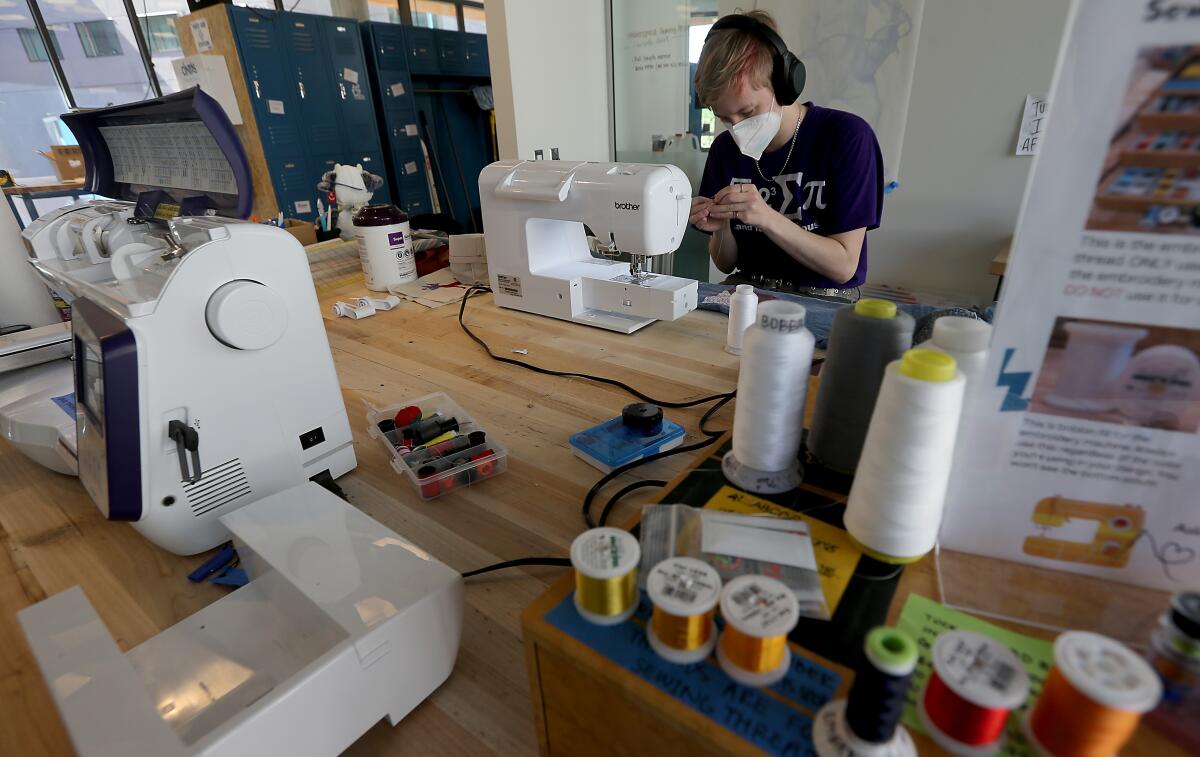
[20,90,355,555]
[478,160,698,334]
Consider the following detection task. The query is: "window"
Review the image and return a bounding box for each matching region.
[369,0,403,24]
[138,13,181,53]
[412,0,459,31]
[463,2,485,34]
[75,20,123,58]
[18,28,63,62]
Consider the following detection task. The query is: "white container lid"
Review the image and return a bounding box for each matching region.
[570,527,640,580]
[930,630,1030,710]
[1054,631,1162,713]
[719,574,799,638]
[646,557,721,617]
[932,316,992,353]
[734,284,755,296]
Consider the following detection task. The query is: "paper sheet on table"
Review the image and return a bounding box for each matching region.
[387,268,470,309]
[896,593,1053,756]
[703,485,860,614]
[700,512,817,570]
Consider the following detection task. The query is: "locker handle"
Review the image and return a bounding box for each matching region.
[252,80,261,99]
[298,81,306,99]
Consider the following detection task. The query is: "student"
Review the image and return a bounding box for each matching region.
[690,11,884,302]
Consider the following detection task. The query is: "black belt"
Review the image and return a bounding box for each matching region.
[742,272,860,302]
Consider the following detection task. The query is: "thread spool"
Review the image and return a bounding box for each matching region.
[1045,323,1147,412]
[725,284,759,355]
[1114,345,1200,428]
[844,349,965,564]
[570,527,640,626]
[808,299,914,473]
[645,557,722,665]
[918,630,1030,757]
[920,316,992,399]
[1148,591,1200,704]
[1025,631,1162,757]
[722,301,815,494]
[716,574,799,687]
[813,627,919,757]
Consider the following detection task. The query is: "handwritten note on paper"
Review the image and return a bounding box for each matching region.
[1016,95,1049,155]
[896,593,1053,756]
[703,486,860,613]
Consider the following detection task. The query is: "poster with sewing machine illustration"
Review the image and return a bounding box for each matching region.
[938,0,1200,593]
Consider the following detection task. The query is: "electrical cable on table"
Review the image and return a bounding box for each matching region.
[456,286,737,575]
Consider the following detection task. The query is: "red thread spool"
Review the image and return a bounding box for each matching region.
[918,630,1030,757]
[394,405,421,428]
[471,449,496,477]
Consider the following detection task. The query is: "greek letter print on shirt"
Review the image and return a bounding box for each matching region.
[699,103,884,289]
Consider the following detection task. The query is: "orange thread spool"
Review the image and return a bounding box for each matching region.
[716,575,799,688]
[1026,632,1162,757]
[645,557,722,665]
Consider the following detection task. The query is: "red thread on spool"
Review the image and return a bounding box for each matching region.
[923,669,1011,746]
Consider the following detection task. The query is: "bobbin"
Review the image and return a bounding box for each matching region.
[1023,631,1162,757]
[722,300,813,494]
[918,630,1030,757]
[813,627,919,757]
[716,574,799,687]
[645,557,722,665]
[570,527,640,626]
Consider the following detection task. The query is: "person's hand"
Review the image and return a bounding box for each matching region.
[689,196,723,233]
[711,183,775,229]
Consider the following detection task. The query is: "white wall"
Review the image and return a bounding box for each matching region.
[0,201,57,329]
[484,0,613,162]
[869,0,1073,303]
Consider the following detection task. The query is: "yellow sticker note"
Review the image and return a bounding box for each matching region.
[703,485,860,613]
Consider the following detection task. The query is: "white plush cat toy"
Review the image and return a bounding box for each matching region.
[318,163,385,240]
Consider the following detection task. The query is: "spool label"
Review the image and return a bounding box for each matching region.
[759,311,805,334]
[650,559,720,609]
[726,580,794,632]
[577,532,630,573]
[934,633,1027,707]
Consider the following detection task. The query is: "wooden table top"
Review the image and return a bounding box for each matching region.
[0,280,1182,755]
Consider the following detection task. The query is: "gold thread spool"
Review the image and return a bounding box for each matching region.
[645,557,722,665]
[1024,631,1162,757]
[570,527,640,626]
[716,574,800,687]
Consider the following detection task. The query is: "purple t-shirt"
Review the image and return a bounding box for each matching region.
[698,103,883,288]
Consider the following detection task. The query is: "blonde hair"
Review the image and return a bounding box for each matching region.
[694,10,778,108]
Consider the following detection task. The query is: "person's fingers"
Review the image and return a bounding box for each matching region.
[713,185,736,203]
[690,196,712,210]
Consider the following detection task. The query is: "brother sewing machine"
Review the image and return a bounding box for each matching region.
[21,89,356,555]
[478,160,698,334]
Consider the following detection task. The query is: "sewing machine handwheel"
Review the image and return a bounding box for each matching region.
[206,280,289,351]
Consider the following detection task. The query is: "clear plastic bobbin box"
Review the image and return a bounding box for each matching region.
[366,391,508,500]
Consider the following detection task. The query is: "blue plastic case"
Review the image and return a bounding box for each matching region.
[570,415,686,473]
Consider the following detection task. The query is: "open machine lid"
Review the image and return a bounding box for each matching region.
[63,87,251,219]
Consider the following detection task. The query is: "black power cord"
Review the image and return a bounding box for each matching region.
[462,557,571,578]
[457,285,733,409]
[455,285,737,573]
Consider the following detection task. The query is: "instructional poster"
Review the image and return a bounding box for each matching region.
[942,0,1200,591]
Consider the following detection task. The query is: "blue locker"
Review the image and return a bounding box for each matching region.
[463,33,488,77]
[405,27,438,75]
[229,8,312,217]
[434,30,464,75]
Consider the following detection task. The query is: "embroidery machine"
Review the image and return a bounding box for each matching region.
[1023,495,1145,568]
[478,159,698,334]
[21,89,355,555]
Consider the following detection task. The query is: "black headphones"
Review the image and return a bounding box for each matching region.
[705,14,806,106]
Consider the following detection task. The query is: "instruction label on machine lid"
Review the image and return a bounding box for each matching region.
[496,274,522,297]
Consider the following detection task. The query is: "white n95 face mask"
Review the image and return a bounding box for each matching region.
[730,103,781,161]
